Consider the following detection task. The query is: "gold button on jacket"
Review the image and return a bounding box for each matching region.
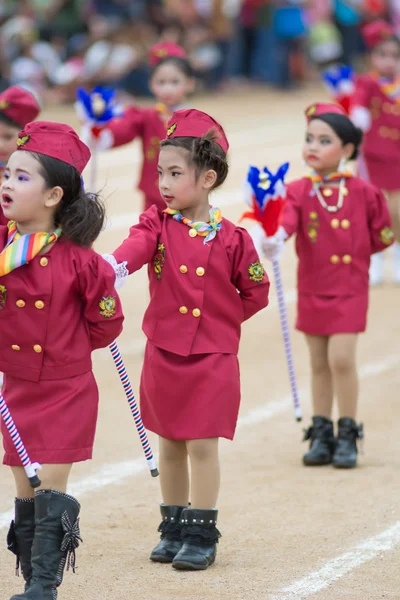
[341,219,350,229]
[35,300,45,309]
[192,308,201,317]
[323,188,333,197]
[330,255,340,264]
[179,265,188,274]
[342,254,352,264]
[189,229,197,238]
[33,345,43,353]
[16,300,25,308]
[331,219,340,229]
[40,257,48,267]
[196,267,205,277]
[12,345,20,351]
[179,306,188,314]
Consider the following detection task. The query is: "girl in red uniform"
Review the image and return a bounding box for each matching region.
[350,20,400,284]
[86,42,195,213]
[1,121,124,599]
[107,109,269,570]
[263,103,393,469]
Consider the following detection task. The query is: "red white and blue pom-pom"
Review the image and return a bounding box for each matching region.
[75,86,123,126]
[242,163,289,237]
[322,65,355,115]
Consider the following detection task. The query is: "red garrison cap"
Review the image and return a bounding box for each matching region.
[305,102,347,122]
[149,42,186,67]
[165,109,229,153]
[0,86,40,127]
[16,121,91,174]
[362,20,395,49]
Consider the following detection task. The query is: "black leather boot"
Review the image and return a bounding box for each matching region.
[7,498,35,592]
[10,490,82,600]
[303,416,335,466]
[333,417,363,469]
[150,505,185,563]
[172,508,221,571]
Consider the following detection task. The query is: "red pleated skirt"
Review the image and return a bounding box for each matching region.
[296,293,368,335]
[140,342,241,440]
[2,371,99,465]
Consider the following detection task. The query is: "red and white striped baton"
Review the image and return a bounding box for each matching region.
[109,341,159,477]
[0,392,42,488]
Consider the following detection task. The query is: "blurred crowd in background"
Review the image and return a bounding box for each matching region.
[0,0,399,103]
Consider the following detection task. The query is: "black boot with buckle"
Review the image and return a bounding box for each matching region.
[303,416,335,466]
[333,417,363,469]
[150,504,185,563]
[7,498,35,592]
[10,489,82,600]
[172,508,221,571]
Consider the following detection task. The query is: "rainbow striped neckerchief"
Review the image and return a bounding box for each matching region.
[371,72,400,104]
[0,221,62,277]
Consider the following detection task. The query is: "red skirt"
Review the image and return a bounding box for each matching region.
[1,371,99,466]
[364,154,400,191]
[140,342,241,440]
[296,293,368,336]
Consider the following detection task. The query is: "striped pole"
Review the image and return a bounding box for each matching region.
[109,341,159,477]
[0,392,42,487]
[272,259,302,421]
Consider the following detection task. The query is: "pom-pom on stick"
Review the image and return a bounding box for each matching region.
[241,163,302,421]
[0,392,42,487]
[322,65,355,115]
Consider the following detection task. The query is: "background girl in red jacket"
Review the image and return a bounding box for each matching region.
[263,103,393,470]
[350,20,400,284]
[1,121,124,600]
[108,108,269,571]
[85,41,195,213]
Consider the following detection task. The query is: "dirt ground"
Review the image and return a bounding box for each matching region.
[1,85,400,600]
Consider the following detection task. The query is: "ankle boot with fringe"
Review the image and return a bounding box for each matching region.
[10,490,82,600]
[150,504,185,563]
[333,417,363,469]
[7,498,35,592]
[172,508,220,571]
[303,416,335,466]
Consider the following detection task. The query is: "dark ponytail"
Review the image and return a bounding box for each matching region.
[311,113,363,160]
[31,152,105,247]
[160,131,229,189]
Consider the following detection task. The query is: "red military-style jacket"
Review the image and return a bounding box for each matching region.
[0,231,124,382]
[105,106,167,202]
[280,176,393,296]
[352,73,400,166]
[113,206,270,356]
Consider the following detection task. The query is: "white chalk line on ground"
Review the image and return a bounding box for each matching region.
[0,353,399,532]
[270,520,400,600]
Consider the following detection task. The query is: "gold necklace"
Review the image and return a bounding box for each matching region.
[314,178,347,213]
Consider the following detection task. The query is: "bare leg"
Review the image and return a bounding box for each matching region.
[385,190,400,242]
[328,334,358,419]
[305,334,333,418]
[159,437,189,506]
[186,438,220,509]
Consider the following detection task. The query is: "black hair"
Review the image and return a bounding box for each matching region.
[160,132,229,189]
[0,111,22,130]
[311,113,363,160]
[31,153,105,247]
[372,35,400,52]
[152,56,194,79]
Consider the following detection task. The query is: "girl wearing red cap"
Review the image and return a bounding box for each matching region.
[85,42,195,213]
[264,103,393,469]
[107,108,269,570]
[1,121,124,599]
[350,20,400,284]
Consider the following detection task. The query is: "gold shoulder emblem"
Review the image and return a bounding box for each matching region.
[306,105,316,117]
[380,226,394,245]
[0,100,10,110]
[99,295,116,318]
[167,123,177,137]
[248,262,265,283]
[17,135,30,147]
[153,243,166,280]
[0,284,6,310]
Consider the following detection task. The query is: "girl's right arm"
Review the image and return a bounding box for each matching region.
[111,205,161,275]
[262,183,301,259]
[85,106,145,150]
